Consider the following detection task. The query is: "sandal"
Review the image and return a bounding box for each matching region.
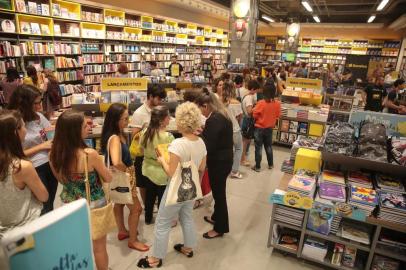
[117,231,129,241]
[128,242,150,252]
[203,232,224,239]
[203,216,215,225]
[137,256,162,268]
[174,244,194,258]
[230,172,243,179]
[193,199,204,209]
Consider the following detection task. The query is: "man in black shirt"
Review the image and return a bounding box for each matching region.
[385,78,406,114]
[363,76,386,112]
[168,55,183,77]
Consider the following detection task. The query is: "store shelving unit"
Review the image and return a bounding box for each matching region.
[0,0,230,108]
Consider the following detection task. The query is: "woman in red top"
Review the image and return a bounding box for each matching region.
[251,82,281,172]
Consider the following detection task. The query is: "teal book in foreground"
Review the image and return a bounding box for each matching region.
[1,199,94,270]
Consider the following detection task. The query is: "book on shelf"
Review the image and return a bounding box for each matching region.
[43,58,55,70]
[347,171,373,188]
[307,209,333,235]
[54,24,61,36]
[288,133,297,144]
[30,22,41,35]
[0,20,16,33]
[15,0,27,13]
[60,7,69,18]
[371,255,400,270]
[289,120,299,133]
[279,132,289,143]
[20,22,31,34]
[302,237,328,262]
[40,24,50,36]
[331,243,345,266]
[318,182,346,202]
[52,3,61,17]
[320,170,346,186]
[41,4,50,16]
[37,3,42,15]
[277,228,300,251]
[339,221,371,245]
[341,246,357,268]
[28,1,37,14]
[298,122,309,134]
[350,185,378,206]
[375,174,405,193]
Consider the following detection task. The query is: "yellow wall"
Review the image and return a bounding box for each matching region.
[77,0,229,30]
[258,24,406,40]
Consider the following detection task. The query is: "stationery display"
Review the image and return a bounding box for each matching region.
[339,221,371,245]
[378,191,406,225]
[287,172,317,198]
[319,170,346,186]
[371,255,400,270]
[347,171,373,189]
[302,237,328,262]
[318,182,346,203]
[349,185,378,215]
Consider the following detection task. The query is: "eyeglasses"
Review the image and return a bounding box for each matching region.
[34,99,43,105]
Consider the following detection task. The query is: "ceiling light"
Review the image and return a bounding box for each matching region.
[301,1,313,12]
[377,0,389,11]
[313,16,320,23]
[367,15,376,23]
[233,0,250,18]
[262,15,275,23]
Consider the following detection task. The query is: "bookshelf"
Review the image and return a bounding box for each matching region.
[103,8,124,26]
[51,0,80,21]
[17,14,53,36]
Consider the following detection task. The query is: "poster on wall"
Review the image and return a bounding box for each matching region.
[0,0,12,10]
[349,110,406,136]
[345,55,370,82]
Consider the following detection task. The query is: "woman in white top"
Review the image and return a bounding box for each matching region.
[137,102,207,268]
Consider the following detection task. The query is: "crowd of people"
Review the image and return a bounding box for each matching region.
[0,67,281,269]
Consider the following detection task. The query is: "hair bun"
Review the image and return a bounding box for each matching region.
[202,87,210,95]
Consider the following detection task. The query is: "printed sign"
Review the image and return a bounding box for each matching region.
[345,55,370,81]
[270,190,313,210]
[349,110,406,136]
[286,77,322,92]
[101,78,148,92]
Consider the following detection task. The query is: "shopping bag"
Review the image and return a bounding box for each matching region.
[129,132,143,158]
[106,135,133,205]
[201,169,211,196]
[165,159,203,207]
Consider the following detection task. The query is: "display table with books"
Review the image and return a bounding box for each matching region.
[268,169,405,270]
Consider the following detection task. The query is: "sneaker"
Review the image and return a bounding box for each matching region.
[251,166,260,172]
[230,172,243,179]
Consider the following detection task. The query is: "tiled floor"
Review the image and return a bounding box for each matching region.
[55,146,322,270]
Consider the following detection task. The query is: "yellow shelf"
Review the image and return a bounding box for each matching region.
[141,16,153,23]
[51,0,81,20]
[165,20,177,28]
[104,8,124,26]
[152,30,165,37]
[204,27,212,36]
[195,36,204,45]
[17,14,54,36]
[80,22,105,39]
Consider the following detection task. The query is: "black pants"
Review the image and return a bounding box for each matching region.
[145,177,166,223]
[208,160,232,234]
[35,162,58,215]
[134,156,148,188]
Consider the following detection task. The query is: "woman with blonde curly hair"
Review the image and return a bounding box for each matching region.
[137,102,207,268]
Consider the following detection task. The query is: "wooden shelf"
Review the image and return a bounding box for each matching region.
[374,248,406,262]
[301,255,363,270]
[271,243,298,256]
[305,230,370,252]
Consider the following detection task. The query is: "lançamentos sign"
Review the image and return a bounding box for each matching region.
[101,78,148,91]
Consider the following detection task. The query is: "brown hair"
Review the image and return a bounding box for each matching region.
[43,69,58,83]
[26,65,38,85]
[196,88,230,120]
[50,110,87,182]
[8,84,41,122]
[117,63,128,75]
[0,110,26,182]
[222,80,236,104]
[141,105,169,148]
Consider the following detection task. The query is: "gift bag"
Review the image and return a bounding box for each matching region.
[201,169,211,196]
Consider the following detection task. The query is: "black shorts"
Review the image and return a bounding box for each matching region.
[134,156,148,188]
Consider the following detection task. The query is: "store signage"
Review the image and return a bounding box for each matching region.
[101,78,148,92]
[270,189,313,209]
[349,110,406,136]
[345,55,370,81]
[286,77,322,92]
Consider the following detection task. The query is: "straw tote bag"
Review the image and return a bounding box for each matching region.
[165,152,203,207]
[84,153,117,240]
[105,135,133,205]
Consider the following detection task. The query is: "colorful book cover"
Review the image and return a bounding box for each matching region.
[27,1,37,14]
[379,191,406,212]
[280,120,290,132]
[376,174,404,191]
[288,175,316,192]
[1,199,94,270]
[350,185,378,206]
[321,170,345,185]
[41,4,50,16]
[319,182,346,200]
[348,171,371,185]
[15,0,26,13]
[371,255,400,270]
[298,122,308,134]
[289,121,299,133]
[307,209,333,235]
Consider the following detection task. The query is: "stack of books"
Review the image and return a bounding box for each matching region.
[339,221,371,245]
[277,228,301,251]
[274,204,304,228]
[302,237,328,262]
[319,170,346,187]
[318,170,346,203]
[347,171,373,189]
[371,255,400,270]
[349,185,378,215]
[281,159,294,174]
[375,174,405,193]
[376,229,406,257]
[287,172,317,198]
[378,192,406,225]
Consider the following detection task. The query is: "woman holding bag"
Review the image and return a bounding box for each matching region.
[49,110,112,270]
[101,103,149,252]
[137,102,207,268]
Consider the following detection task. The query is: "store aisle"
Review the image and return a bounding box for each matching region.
[55,146,321,270]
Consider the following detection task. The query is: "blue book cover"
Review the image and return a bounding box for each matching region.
[1,199,94,270]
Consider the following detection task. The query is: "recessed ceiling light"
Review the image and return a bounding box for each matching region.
[313,16,320,23]
[377,0,389,11]
[262,15,275,22]
[301,1,313,12]
[367,15,376,23]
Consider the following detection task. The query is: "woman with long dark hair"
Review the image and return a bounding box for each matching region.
[140,105,174,224]
[0,110,48,239]
[0,67,22,105]
[43,69,61,118]
[8,84,57,214]
[101,103,149,251]
[196,88,233,239]
[49,110,112,270]
[23,65,41,89]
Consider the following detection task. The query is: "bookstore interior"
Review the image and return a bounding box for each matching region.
[0,0,406,270]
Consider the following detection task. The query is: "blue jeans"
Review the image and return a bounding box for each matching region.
[232,132,243,173]
[152,186,196,259]
[254,128,274,169]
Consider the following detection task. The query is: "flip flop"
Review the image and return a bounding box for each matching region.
[174,244,194,258]
[203,216,215,225]
[137,257,162,268]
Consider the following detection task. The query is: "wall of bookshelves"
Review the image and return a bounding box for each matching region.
[256,36,402,68]
[0,0,230,108]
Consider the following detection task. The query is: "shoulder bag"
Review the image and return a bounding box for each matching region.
[106,135,133,205]
[84,153,116,240]
[129,131,143,158]
[241,94,255,139]
[165,151,203,207]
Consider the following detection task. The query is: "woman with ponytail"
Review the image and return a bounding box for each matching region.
[196,88,233,239]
